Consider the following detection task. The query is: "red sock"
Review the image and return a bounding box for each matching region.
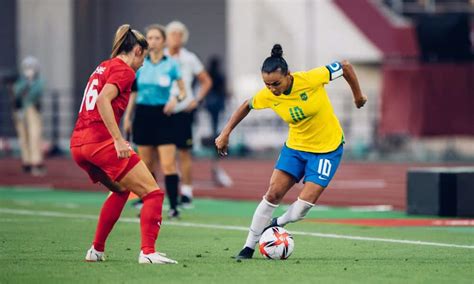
[140,190,164,254]
[92,191,130,252]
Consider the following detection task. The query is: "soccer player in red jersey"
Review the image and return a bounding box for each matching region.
[70,24,177,264]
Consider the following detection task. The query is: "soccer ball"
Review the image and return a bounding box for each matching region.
[259,226,294,260]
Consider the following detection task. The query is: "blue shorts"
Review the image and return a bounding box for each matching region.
[275,143,344,187]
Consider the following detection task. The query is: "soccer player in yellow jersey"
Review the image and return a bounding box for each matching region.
[215,44,367,259]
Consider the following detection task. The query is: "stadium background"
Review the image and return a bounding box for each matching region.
[1,0,472,160]
[0,0,473,208]
[0,1,473,282]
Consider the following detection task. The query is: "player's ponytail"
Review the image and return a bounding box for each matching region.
[271,44,283,58]
[111,24,148,58]
[261,44,288,74]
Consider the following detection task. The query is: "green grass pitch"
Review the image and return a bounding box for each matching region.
[1,187,473,283]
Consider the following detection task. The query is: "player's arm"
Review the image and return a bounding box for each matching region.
[195,70,212,103]
[96,83,130,159]
[215,99,251,156]
[341,60,367,109]
[184,70,212,112]
[176,78,187,101]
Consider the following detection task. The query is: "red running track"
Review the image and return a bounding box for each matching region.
[0,158,469,210]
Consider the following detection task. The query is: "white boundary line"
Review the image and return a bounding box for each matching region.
[1,208,473,250]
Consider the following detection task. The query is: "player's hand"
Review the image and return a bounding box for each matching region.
[184,99,199,112]
[354,95,367,109]
[123,117,132,135]
[164,97,177,116]
[114,138,131,159]
[215,134,229,156]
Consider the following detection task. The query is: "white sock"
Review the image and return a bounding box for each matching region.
[244,197,278,249]
[181,184,193,198]
[277,198,314,226]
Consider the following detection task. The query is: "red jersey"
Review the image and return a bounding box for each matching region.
[70,57,135,147]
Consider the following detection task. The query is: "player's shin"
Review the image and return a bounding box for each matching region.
[244,197,278,249]
[140,190,164,254]
[276,198,314,226]
[93,190,131,251]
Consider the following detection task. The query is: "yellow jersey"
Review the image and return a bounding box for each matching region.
[249,63,344,153]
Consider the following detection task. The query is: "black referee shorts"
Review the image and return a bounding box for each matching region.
[132,104,174,146]
[171,111,194,150]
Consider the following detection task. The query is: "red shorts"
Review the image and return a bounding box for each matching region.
[71,139,141,183]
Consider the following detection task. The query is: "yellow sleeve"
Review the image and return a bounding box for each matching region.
[302,66,330,87]
[249,88,271,110]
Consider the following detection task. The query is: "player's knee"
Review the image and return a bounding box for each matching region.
[265,190,283,204]
[135,180,158,197]
[128,174,158,197]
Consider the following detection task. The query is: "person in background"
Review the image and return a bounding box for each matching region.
[205,56,226,139]
[165,21,212,208]
[204,56,233,187]
[123,24,186,219]
[13,56,46,176]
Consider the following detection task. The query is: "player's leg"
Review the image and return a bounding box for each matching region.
[86,167,130,261]
[71,146,129,262]
[236,144,304,259]
[178,148,193,205]
[175,111,194,207]
[274,182,324,227]
[157,144,180,218]
[236,169,296,259]
[133,145,156,209]
[119,161,177,264]
[275,143,344,227]
[77,139,176,264]
[137,145,155,173]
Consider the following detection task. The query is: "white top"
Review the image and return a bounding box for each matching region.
[165,47,204,113]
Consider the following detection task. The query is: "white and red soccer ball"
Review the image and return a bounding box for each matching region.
[259,227,294,260]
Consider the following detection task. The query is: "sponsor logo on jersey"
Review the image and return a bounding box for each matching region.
[300,92,308,101]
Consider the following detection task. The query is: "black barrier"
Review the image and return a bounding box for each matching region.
[407,167,474,217]
[415,13,472,62]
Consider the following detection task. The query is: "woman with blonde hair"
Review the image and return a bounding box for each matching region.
[165,20,213,208]
[70,24,177,264]
[123,24,186,219]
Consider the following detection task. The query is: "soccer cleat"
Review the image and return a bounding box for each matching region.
[262,217,279,233]
[168,208,180,220]
[138,251,178,264]
[85,246,105,262]
[180,195,194,209]
[234,246,255,260]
